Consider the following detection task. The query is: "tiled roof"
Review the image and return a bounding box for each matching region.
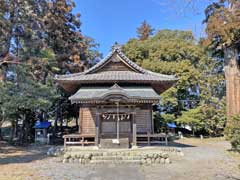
[69,84,161,103]
[54,47,177,82]
[56,71,176,83]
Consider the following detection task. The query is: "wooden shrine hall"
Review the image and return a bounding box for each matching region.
[55,47,177,148]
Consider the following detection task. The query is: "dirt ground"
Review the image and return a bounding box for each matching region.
[0,138,240,180]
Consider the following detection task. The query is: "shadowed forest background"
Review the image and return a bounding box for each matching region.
[0,0,239,150]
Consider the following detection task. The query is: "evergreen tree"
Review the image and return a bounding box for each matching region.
[136,20,154,40]
[225,115,240,149]
[0,0,100,143]
[203,0,240,146]
[123,29,226,136]
[203,0,240,48]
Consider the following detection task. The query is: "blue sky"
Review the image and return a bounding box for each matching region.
[74,0,214,56]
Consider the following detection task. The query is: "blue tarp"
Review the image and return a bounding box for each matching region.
[167,122,177,128]
[34,121,51,129]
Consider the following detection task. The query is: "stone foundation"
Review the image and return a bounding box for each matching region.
[62,150,174,165]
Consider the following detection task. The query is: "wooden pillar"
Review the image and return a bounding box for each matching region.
[147,131,150,146]
[132,111,137,147]
[82,137,84,147]
[78,106,82,134]
[150,104,154,133]
[116,102,120,141]
[95,110,100,146]
[165,134,168,146]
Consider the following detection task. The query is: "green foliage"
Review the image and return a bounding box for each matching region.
[176,102,226,136]
[123,28,226,136]
[225,115,240,149]
[204,0,239,148]
[176,106,203,135]
[153,113,164,133]
[161,114,175,123]
[201,100,226,136]
[0,64,59,121]
[153,113,175,133]
[160,87,178,107]
[123,29,211,106]
[0,0,100,143]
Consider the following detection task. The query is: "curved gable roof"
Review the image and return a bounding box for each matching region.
[55,47,177,79]
[84,47,146,74]
[69,83,161,104]
[54,47,178,93]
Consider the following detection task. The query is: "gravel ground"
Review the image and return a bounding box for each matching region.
[0,138,240,180]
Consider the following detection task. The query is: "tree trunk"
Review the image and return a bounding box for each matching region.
[19,111,31,145]
[224,47,240,119]
[42,71,48,85]
[19,115,25,145]
[25,113,30,143]
[53,104,60,141]
[14,119,18,139]
[10,121,15,141]
[0,127,3,140]
[75,105,79,129]
[192,126,195,136]
[60,106,63,134]
[75,117,78,127]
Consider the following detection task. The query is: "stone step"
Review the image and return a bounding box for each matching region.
[100,138,130,149]
[64,152,169,158]
[92,156,142,161]
[90,159,142,164]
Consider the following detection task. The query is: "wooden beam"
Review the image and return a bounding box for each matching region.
[99,108,135,114]
[78,107,82,134]
[95,110,100,146]
[132,111,137,147]
[150,104,154,133]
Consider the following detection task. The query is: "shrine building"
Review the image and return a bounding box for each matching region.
[55,47,177,148]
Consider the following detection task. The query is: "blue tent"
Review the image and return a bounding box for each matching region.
[167,122,177,128]
[34,121,51,129]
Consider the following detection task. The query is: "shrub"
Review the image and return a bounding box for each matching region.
[225,115,240,149]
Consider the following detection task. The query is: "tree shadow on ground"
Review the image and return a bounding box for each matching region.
[0,141,50,165]
[218,174,240,180]
[227,148,240,153]
[0,153,48,165]
[167,141,196,148]
[137,141,196,148]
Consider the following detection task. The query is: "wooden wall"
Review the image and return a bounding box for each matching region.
[79,105,153,135]
[96,54,135,73]
[79,108,96,135]
[135,108,152,133]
